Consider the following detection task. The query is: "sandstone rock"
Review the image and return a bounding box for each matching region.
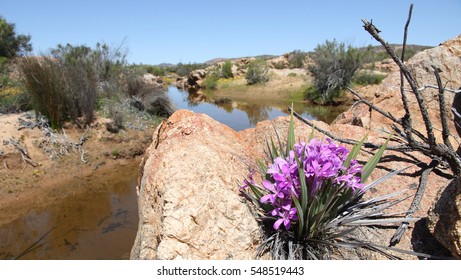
[142,73,162,87]
[427,177,461,259]
[131,110,262,260]
[131,109,454,259]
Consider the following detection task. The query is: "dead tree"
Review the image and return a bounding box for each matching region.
[292,4,461,245]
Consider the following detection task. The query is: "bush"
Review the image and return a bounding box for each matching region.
[308,39,362,104]
[288,50,307,69]
[246,59,269,85]
[0,16,32,58]
[220,60,233,78]
[146,65,165,76]
[202,73,220,90]
[18,43,126,128]
[353,71,386,85]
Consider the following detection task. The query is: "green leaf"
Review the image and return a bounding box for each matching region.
[308,125,315,142]
[343,134,367,169]
[291,194,304,238]
[286,106,295,156]
[257,159,267,175]
[361,136,390,183]
[294,154,309,215]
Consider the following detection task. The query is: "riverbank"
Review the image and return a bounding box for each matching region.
[0,112,158,259]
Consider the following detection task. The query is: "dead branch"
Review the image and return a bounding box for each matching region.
[3,138,39,167]
[399,4,415,146]
[432,66,454,150]
[362,18,437,148]
[390,159,439,245]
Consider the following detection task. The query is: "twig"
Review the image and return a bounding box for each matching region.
[3,138,39,167]
[362,18,437,148]
[432,65,454,150]
[345,87,428,143]
[289,107,429,153]
[418,85,461,94]
[390,159,439,245]
[399,4,415,145]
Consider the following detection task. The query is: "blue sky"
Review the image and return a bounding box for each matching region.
[1,0,460,64]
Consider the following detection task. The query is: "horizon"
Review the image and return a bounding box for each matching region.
[1,0,460,65]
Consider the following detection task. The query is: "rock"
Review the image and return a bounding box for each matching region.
[131,110,262,260]
[427,177,461,259]
[131,108,453,260]
[142,73,162,87]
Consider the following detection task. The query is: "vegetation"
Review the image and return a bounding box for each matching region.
[352,71,386,85]
[18,42,128,128]
[241,112,417,259]
[0,16,32,58]
[307,39,363,105]
[202,73,220,90]
[245,59,269,85]
[220,60,233,79]
[288,50,308,68]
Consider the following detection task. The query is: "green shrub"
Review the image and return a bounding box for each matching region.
[0,16,32,58]
[246,59,269,85]
[18,43,126,128]
[307,39,362,104]
[353,71,386,85]
[288,50,307,69]
[146,65,165,76]
[220,60,233,78]
[202,73,220,90]
[0,90,31,113]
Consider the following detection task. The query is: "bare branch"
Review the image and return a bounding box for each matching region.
[3,138,39,167]
[390,159,439,245]
[345,86,428,143]
[432,65,454,150]
[418,85,461,94]
[399,4,415,145]
[362,18,437,148]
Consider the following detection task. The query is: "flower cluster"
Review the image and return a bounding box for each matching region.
[242,138,364,231]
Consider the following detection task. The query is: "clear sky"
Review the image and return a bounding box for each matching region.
[1,0,460,65]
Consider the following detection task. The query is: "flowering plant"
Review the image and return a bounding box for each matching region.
[240,111,418,259]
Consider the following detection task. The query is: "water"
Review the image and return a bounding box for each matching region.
[0,162,139,260]
[0,87,345,260]
[167,86,344,131]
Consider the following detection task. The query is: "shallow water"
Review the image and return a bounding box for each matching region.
[168,87,345,131]
[0,162,139,260]
[0,87,346,260]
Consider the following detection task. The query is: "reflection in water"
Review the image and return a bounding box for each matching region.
[0,162,139,260]
[168,87,345,131]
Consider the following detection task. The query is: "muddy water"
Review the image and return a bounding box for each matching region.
[0,162,139,260]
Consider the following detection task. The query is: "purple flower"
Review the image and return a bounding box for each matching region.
[273,207,298,230]
[247,138,365,232]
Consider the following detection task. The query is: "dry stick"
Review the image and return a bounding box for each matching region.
[399,4,415,145]
[432,65,454,150]
[345,87,429,143]
[289,107,424,153]
[418,85,461,94]
[390,159,439,246]
[362,19,437,148]
[3,138,39,167]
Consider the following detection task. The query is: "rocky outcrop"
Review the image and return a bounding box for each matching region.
[130,110,262,260]
[334,34,461,258]
[131,109,454,259]
[427,178,461,259]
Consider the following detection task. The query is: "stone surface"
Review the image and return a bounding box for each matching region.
[131,109,453,260]
[427,178,461,259]
[130,110,262,260]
